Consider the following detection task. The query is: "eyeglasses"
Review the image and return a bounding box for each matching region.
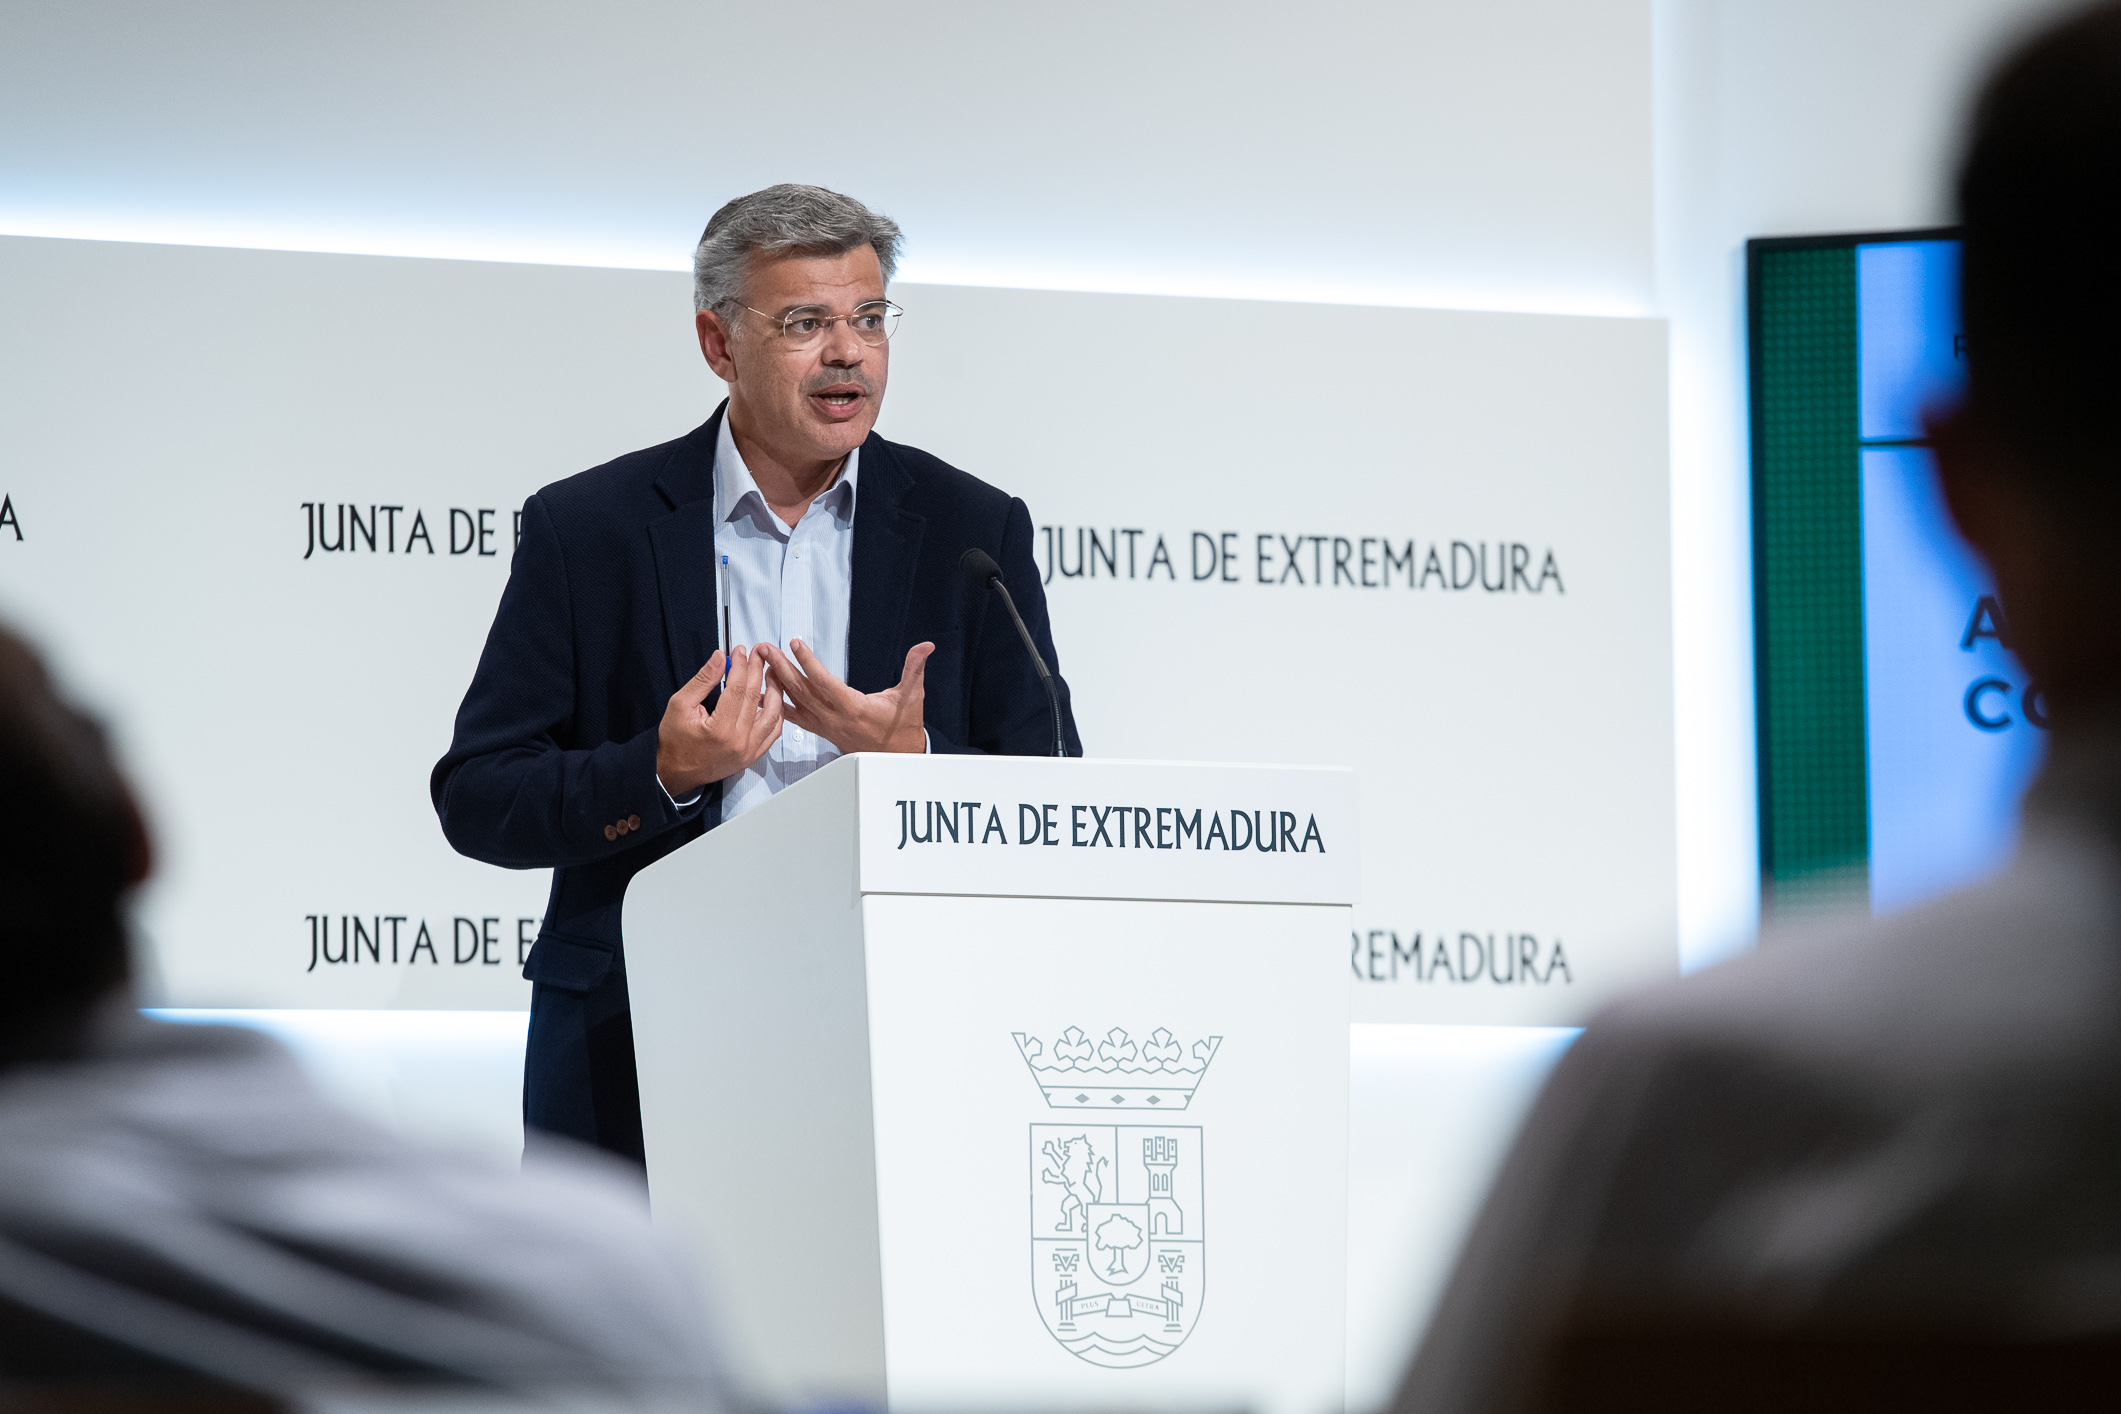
[743,299,902,349]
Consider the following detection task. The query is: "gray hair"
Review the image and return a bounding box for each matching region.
[693,184,902,320]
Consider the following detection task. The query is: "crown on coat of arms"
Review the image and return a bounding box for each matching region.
[1013,1027,1222,1110]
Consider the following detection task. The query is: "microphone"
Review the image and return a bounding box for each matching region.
[960,548,1066,758]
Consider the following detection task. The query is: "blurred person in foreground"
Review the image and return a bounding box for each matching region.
[0,622,731,1407]
[1394,7,2121,1411]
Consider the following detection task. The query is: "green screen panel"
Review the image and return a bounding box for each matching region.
[1752,243,1868,916]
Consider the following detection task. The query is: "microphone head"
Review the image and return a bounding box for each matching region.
[960,547,1003,593]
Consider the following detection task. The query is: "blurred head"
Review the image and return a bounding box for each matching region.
[1933,1,2121,728]
[0,623,148,1056]
[691,184,903,471]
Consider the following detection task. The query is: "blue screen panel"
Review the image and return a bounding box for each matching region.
[1858,241,1962,442]
[1856,235,2043,915]
[1861,446,2044,913]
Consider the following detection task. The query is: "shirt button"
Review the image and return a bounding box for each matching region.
[793,728,806,744]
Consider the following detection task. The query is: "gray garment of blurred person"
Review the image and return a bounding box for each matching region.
[1394,738,2121,1414]
[0,1014,735,1408]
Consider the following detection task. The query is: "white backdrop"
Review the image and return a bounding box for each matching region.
[0,235,700,1008]
[0,233,1672,1024]
[887,288,1675,1024]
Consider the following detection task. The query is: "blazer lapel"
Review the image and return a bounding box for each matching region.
[647,404,726,685]
[847,435,926,692]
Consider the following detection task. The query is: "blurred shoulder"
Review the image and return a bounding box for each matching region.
[0,1017,722,1395]
[1583,824,2121,1087]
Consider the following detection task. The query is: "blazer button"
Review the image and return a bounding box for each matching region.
[604,824,618,841]
[627,814,641,830]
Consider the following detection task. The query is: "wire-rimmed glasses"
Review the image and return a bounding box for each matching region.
[743,299,901,349]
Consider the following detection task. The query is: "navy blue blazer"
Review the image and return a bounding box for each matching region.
[432,403,1081,993]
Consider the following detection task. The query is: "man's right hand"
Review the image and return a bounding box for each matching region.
[656,646,783,796]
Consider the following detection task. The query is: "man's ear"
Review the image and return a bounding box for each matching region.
[1930,400,2007,567]
[1928,399,2083,701]
[120,785,153,889]
[697,310,738,383]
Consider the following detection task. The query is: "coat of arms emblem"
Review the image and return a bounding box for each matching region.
[1015,1027,1219,1367]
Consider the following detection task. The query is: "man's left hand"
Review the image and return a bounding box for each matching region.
[757,639,932,754]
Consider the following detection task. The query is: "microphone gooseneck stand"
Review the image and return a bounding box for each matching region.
[960,548,1066,758]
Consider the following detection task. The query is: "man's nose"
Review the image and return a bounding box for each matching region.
[820,319,866,366]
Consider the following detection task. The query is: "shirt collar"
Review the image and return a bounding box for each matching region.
[714,414,859,533]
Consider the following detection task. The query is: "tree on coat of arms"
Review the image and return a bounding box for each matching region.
[1095,1213,1144,1276]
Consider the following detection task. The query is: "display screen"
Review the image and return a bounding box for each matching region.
[1751,231,2043,918]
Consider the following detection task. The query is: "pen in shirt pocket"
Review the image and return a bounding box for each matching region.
[719,554,734,686]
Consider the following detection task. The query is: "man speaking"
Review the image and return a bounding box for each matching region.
[433,185,1081,1164]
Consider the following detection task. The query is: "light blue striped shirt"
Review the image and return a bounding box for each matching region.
[708,415,861,822]
[659,418,929,819]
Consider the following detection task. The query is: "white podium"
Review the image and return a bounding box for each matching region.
[624,754,1356,1414]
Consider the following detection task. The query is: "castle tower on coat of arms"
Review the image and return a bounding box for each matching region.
[1142,1134,1183,1235]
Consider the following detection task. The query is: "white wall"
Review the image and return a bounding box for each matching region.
[0,0,1653,315]
[1343,1026,1577,1411]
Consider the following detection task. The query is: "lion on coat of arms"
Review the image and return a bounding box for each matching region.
[1038,1134,1109,1233]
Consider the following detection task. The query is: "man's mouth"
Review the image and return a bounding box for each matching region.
[810,384,869,419]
